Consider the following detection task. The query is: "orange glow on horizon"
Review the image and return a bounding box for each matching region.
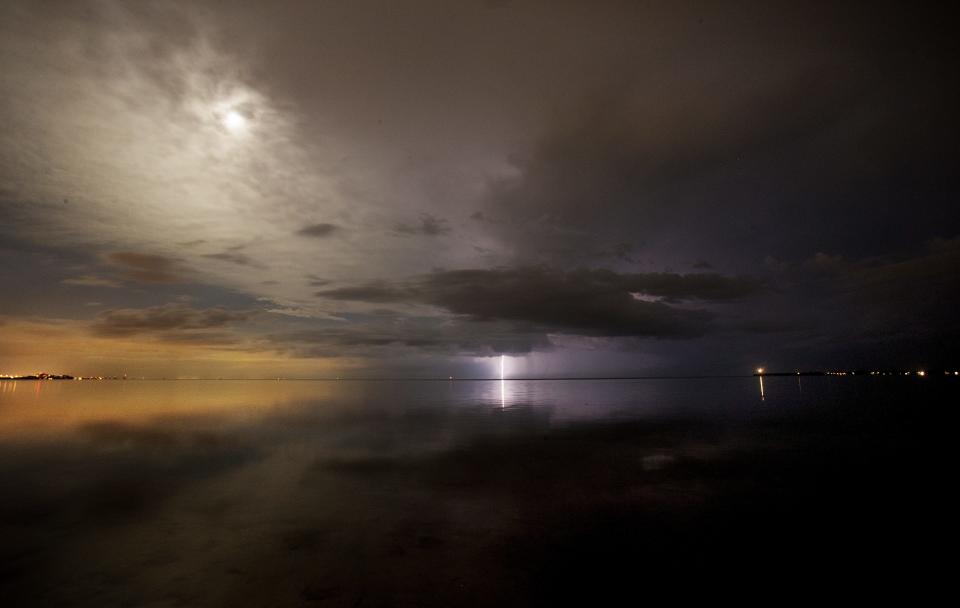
[0,316,353,380]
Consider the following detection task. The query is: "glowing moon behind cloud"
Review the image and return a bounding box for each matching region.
[222,109,248,133]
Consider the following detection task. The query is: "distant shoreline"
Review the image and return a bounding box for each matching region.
[3,372,956,382]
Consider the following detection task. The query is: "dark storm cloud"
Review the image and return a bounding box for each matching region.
[317,282,404,304]
[202,251,264,268]
[414,268,762,306]
[688,236,960,370]
[156,330,246,347]
[296,223,340,238]
[805,236,960,340]
[603,242,635,263]
[271,317,551,358]
[91,304,251,337]
[394,213,451,237]
[105,252,183,283]
[317,267,762,339]
[61,275,121,288]
[479,87,868,264]
[468,2,958,268]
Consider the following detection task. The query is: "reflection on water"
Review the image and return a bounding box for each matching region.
[0,377,943,604]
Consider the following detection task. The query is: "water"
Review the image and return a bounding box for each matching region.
[0,377,946,604]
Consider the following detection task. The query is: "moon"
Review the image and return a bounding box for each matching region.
[221,109,248,134]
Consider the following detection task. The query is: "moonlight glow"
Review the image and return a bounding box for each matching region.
[221,109,248,134]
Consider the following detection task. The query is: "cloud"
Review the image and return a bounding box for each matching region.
[316,267,762,339]
[91,304,251,337]
[394,213,451,237]
[270,317,552,358]
[316,282,404,303]
[105,252,183,283]
[297,223,339,238]
[2,0,957,374]
[62,275,121,288]
[816,236,960,336]
[202,252,264,268]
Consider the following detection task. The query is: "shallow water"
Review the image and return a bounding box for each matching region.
[0,377,946,604]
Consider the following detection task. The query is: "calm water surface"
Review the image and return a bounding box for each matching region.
[0,377,945,604]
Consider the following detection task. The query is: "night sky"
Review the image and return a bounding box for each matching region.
[1,0,957,378]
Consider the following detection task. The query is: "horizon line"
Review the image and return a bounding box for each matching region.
[4,371,954,382]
